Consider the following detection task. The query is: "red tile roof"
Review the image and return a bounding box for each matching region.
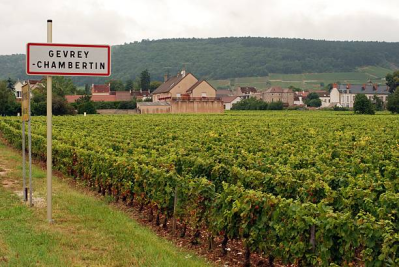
[221,96,240,103]
[266,87,293,93]
[216,89,233,97]
[91,84,110,94]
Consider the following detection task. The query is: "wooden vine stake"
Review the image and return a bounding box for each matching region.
[310,224,316,252]
[172,186,178,235]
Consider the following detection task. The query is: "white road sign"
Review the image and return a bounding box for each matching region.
[26,43,111,76]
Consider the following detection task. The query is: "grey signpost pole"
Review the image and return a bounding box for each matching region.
[46,19,53,222]
[28,86,32,207]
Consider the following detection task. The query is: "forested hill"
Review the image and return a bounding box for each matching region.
[1,37,399,85]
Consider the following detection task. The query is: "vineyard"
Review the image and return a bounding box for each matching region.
[0,111,398,266]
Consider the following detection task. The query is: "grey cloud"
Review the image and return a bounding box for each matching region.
[1,0,399,55]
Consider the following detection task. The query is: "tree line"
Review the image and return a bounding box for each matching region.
[0,69,159,116]
[2,37,399,86]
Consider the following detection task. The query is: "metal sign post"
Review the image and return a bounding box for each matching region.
[46,19,53,223]
[26,20,111,223]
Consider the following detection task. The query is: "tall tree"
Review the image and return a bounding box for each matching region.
[353,94,375,115]
[31,78,76,116]
[372,95,384,111]
[0,80,19,115]
[386,71,399,93]
[125,79,134,91]
[149,81,162,92]
[6,77,15,92]
[305,92,322,107]
[140,69,151,91]
[84,84,91,95]
[52,76,77,96]
[387,88,399,114]
[107,79,125,91]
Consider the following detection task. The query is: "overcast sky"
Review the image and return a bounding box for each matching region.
[1,0,399,55]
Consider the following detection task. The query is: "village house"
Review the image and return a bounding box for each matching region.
[131,90,151,101]
[66,83,151,103]
[139,68,223,114]
[235,86,257,99]
[14,79,44,100]
[91,83,111,95]
[66,83,116,103]
[221,96,241,110]
[14,80,23,99]
[330,83,391,108]
[261,87,294,106]
[293,91,309,106]
[314,90,331,108]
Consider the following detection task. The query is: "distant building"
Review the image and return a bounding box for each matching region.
[115,91,132,101]
[152,70,218,101]
[65,95,116,103]
[235,86,257,99]
[313,91,331,108]
[262,87,294,106]
[330,83,391,108]
[91,84,111,95]
[293,91,309,106]
[141,68,223,114]
[66,83,152,103]
[131,90,151,101]
[14,80,24,99]
[14,79,44,100]
[221,96,241,110]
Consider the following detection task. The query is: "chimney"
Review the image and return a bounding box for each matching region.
[362,84,366,90]
[373,84,378,91]
[333,83,338,89]
[164,74,168,82]
[181,66,186,77]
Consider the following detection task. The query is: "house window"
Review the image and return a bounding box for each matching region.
[347,96,349,102]
[16,91,22,98]
[176,93,181,98]
[201,92,207,97]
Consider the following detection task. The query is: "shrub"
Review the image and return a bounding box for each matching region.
[353,94,375,115]
[267,101,284,110]
[333,106,349,111]
[231,98,268,110]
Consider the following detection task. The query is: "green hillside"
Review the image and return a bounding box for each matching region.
[0,37,398,86]
[209,66,392,91]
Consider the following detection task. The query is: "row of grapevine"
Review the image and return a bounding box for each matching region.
[0,111,398,266]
